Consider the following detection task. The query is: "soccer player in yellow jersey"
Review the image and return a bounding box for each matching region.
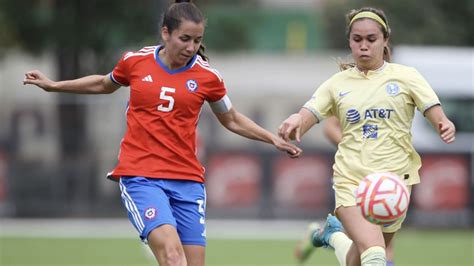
[279,7,456,266]
[318,116,395,265]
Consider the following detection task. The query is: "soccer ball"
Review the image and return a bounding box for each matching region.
[356,172,410,225]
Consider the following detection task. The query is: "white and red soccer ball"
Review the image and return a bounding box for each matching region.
[356,172,410,225]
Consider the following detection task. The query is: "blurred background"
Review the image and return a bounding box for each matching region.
[0,0,473,265]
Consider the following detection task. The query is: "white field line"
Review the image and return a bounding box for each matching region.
[0,219,320,240]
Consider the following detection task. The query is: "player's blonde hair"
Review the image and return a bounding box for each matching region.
[339,7,392,71]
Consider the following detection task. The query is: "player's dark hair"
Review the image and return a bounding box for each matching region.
[162,0,208,61]
[339,7,392,71]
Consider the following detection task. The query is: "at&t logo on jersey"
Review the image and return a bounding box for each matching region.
[144,207,157,220]
[345,107,397,140]
[186,79,198,92]
[347,108,396,123]
[364,108,395,119]
[346,108,361,124]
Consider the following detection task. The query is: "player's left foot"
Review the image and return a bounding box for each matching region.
[294,222,320,263]
[312,214,344,248]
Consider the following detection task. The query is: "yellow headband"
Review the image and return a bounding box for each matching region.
[349,11,388,31]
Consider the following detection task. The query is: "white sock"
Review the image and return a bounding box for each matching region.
[360,246,386,266]
[329,232,353,266]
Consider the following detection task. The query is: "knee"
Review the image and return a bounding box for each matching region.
[149,240,186,266]
[161,245,186,266]
[356,238,385,253]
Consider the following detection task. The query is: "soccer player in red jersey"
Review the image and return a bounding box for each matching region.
[23,1,301,265]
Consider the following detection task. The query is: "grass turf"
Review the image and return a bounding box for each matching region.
[1,230,472,266]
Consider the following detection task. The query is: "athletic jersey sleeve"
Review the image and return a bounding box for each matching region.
[303,79,336,121]
[206,72,232,113]
[406,67,440,114]
[109,52,131,87]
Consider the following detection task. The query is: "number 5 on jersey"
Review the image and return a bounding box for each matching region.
[158,87,175,112]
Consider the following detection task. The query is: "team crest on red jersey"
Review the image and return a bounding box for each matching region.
[186,79,198,92]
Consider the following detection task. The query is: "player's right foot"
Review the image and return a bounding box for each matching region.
[312,214,344,248]
[294,222,320,263]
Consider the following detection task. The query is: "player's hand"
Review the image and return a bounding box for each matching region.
[438,120,456,144]
[278,113,302,142]
[23,70,55,91]
[271,136,302,158]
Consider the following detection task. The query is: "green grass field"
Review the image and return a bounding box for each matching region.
[1,230,473,266]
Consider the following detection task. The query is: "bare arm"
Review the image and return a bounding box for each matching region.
[323,116,342,145]
[424,105,456,143]
[23,70,120,94]
[214,107,302,157]
[278,108,318,142]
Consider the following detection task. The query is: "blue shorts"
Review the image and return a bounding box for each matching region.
[119,176,206,246]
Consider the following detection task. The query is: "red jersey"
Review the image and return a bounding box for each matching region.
[107,46,227,183]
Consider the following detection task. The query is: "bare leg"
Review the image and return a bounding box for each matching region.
[384,232,395,264]
[336,206,385,266]
[147,224,187,266]
[346,243,361,266]
[183,245,205,266]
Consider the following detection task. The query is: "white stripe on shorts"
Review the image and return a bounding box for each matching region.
[119,179,145,233]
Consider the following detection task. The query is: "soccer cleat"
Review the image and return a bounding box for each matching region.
[294,222,320,263]
[312,214,344,248]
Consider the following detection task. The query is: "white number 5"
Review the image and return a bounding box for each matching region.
[158,87,175,112]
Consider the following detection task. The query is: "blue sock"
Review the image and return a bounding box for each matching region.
[387,261,395,266]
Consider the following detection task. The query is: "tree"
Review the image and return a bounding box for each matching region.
[0,0,165,216]
[1,0,163,153]
[321,0,474,49]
